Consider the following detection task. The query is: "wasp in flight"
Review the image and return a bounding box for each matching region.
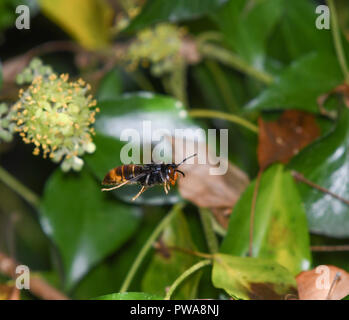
[101,154,197,201]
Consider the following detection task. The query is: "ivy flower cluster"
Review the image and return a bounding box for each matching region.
[127,23,186,76]
[10,59,99,172]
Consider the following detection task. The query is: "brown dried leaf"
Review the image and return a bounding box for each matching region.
[174,141,249,228]
[258,110,320,169]
[296,265,349,300]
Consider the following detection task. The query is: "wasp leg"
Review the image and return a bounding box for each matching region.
[163,181,168,194]
[101,180,129,192]
[167,183,171,192]
[132,186,147,201]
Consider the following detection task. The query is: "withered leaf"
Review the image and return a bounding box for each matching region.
[258,110,320,169]
[174,141,249,228]
[212,254,298,300]
[296,265,349,300]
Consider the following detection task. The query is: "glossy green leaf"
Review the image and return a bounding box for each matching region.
[94,292,162,300]
[73,208,166,298]
[278,0,333,60]
[211,0,283,70]
[220,164,311,275]
[40,168,141,289]
[289,107,349,238]
[246,52,343,112]
[142,212,201,299]
[126,0,229,31]
[72,261,117,299]
[212,254,297,300]
[96,68,123,101]
[95,93,199,143]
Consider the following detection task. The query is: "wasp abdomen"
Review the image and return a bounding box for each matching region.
[102,164,143,185]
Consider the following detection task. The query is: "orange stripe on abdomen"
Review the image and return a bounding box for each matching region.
[102,167,123,185]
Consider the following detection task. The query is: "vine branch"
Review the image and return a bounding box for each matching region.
[0,166,40,208]
[164,259,212,300]
[327,0,349,84]
[119,203,184,293]
[188,109,259,134]
[199,42,274,85]
[311,245,349,252]
[199,208,219,254]
[291,171,349,206]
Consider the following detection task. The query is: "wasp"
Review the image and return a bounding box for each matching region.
[101,154,197,201]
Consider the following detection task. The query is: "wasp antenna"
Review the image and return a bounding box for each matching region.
[176,153,197,167]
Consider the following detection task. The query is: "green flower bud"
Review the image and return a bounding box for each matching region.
[126,23,186,77]
[16,58,54,85]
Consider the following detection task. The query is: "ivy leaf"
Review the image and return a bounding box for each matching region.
[142,211,201,299]
[126,0,229,31]
[220,164,311,275]
[94,292,162,300]
[72,208,166,298]
[246,52,343,112]
[212,254,297,300]
[277,0,333,60]
[289,107,349,238]
[95,93,199,143]
[40,168,141,289]
[38,0,113,49]
[211,0,283,70]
